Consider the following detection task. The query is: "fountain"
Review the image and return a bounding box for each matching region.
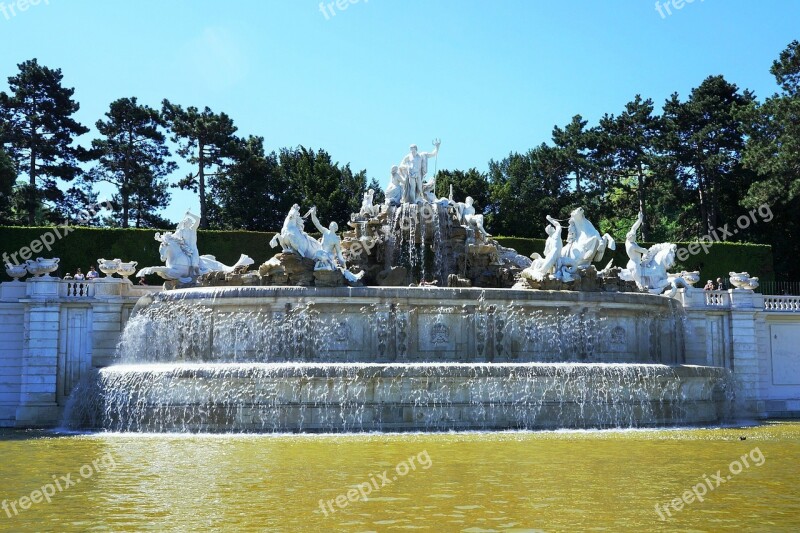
[65,140,733,432]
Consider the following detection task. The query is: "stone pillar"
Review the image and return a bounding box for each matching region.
[16,277,61,427]
[729,290,765,416]
[0,282,26,426]
[90,279,127,368]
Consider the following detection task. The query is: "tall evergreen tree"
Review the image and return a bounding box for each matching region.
[487,144,570,236]
[87,97,175,228]
[662,76,755,235]
[434,168,490,209]
[162,100,238,229]
[278,146,367,226]
[0,59,89,224]
[552,115,596,201]
[740,41,800,279]
[594,95,662,240]
[0,148,16,224]
[208,136,288,231]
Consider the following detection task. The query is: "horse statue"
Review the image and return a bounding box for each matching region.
[137,233,253,283]
[618,213,693,296]
[136,212,253,284]
[269,204,322,259]
[552,207,615,281]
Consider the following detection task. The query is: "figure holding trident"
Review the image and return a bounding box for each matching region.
[399,138,441,204]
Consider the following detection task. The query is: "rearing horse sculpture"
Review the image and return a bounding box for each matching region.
[136,212,253,284]
[557,207,616,280]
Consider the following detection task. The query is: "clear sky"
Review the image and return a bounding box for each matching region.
[1,0,798,223]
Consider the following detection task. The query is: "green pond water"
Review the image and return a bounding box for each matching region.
[1,422,799,532]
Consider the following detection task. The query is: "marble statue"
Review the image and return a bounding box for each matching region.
[399,139,440,204]
[309,207,346,269]
[618,211,694,296]
[310,207,365,283]
[455,196,491,238]
[269,204,363,283]
[174,211,201,276]
[556,207,616,281]
[270,204,323,258]
[384,166,405,206]
[137,211,253,283]
[360,189,380,218]
[620,211,649,285]
[522,215,563,282]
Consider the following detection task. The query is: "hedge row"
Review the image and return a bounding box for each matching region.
[0,226,774,284]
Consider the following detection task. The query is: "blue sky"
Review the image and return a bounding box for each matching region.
[1,0,798,223]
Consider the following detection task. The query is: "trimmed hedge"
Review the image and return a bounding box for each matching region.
[0,227,773,284]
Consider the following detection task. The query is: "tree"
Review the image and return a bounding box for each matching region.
[739,41,800,279]
[552,115,596,201]
[87,97,175,228]
[434,168,490,208]
[367,177,385,206]
[162,100,238,229]
[487,144,570,236]
[0,148,16,224]
[208,136,288,231]
[594,96,663,240]
[740,40,800,206]
[662,76,755,235]
[0,59,89,224]
[278,146,367,226]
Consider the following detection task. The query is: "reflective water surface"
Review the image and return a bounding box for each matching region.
[1,422,799,532]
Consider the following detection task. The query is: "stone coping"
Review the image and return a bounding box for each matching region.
[151,285,676,306]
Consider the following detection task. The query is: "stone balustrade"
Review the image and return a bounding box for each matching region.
[764,295,800,312]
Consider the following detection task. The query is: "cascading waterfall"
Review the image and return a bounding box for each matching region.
[66,363,733,433]
[63,286,734,432]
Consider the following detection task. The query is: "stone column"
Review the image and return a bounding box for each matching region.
[16,277,61,427]
[729,290,765,416]
[90,278,127,368]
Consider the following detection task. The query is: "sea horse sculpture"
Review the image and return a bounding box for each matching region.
[136,211,253,283]
[555,207,616,281]
[618,211,695,296]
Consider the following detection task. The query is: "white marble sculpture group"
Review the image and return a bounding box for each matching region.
[129,139,735,294]
[521,208,616,283]
[136,211,253,283]
[520,208,698,295]
[269,204,364,283]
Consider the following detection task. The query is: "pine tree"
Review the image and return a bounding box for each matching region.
[162,100,238,229]
[87,97,175,228]
[0,59,89,225]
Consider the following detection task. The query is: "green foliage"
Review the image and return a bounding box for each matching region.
[0,59,89,225]
[161,99,239,229]
[487,144,569,237]
[0,149,16,224]
[87,97,175,228]
[435,168,490,209]
[277,146,366,227]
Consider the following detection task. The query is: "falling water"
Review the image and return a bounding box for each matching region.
[64,362,733,433]
[64,283,731,432]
